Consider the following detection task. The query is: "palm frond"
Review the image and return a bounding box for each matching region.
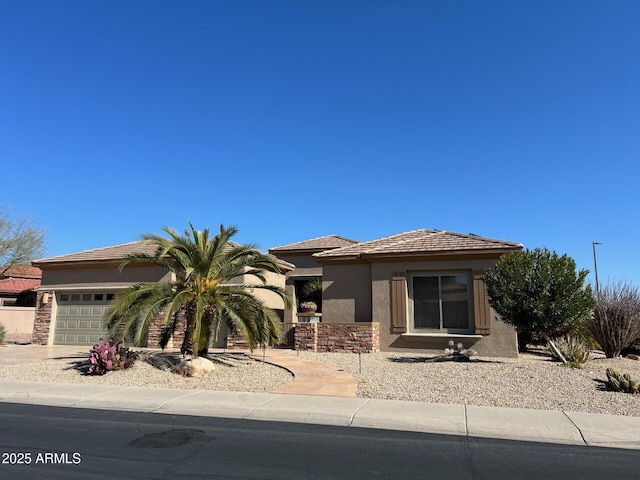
[108,222,288,356]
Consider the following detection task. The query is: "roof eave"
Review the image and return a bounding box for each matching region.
[359,247,523,259]
[271,248,331,256]
[314,246,522,263]
[32,258,141,269]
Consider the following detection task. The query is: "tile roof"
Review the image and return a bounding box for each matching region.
[32,241,295,271]
[0,264,42,279]
[269,235,360,253]
[0,277,41,294]
[33,241,157,265]
[313,229,523,260]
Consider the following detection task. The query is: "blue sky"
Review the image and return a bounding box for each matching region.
[1,1,638,287]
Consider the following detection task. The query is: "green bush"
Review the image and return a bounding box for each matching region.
[546,334,591,365]
[573,323,601,351]
[0,322,5,345]
[484,248,594,357]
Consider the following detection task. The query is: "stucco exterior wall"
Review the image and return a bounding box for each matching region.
[40,264,172,289]
[314,256,517,357]
[321,263,372,324]
[274,254,322,273]
[242,269,286,321]
[370,258,517,358]
[0,306,35,343]
[469,317,517,357]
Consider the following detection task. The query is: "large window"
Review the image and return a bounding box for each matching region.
[410,273,471,332]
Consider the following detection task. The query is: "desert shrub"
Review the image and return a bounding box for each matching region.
[88,338,138,375]
[606,368,640,394]
[546,334,591,366]
[588,282,640,358]
[0,322,5,345]
[622,338,640,356]
[484,248,594,360]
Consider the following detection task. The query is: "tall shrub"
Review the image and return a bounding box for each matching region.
[484,247,594,363]
[588,282,640,358]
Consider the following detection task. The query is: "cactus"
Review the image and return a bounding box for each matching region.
[88,338,138,375]
[606,367,639,394]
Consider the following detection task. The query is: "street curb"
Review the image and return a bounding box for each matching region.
[1,380,639,450]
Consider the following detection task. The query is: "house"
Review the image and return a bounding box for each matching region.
[31,242,293,346]
[0,265,42,343]
[268,235,360,323]
[270,229,523,358]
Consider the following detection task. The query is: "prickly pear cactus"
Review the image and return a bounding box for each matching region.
[606,367,639,394]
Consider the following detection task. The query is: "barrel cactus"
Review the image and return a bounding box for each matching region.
[606,368,640,394]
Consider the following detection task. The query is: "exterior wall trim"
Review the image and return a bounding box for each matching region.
[401,333,483,341]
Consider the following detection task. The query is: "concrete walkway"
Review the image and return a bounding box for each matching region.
[1,345,639,450]
[244,349,358,397]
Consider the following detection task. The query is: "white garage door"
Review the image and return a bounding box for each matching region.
[53,292,116,345]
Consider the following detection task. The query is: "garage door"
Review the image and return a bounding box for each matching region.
[53,292,116,345]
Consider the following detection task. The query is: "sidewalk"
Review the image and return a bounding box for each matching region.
[0,345,639,450]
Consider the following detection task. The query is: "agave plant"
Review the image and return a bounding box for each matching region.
[546,333,592,365]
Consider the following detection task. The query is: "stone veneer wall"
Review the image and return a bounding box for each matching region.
[226,330,250,349]
[294,322,380,353]
[31,290,55,345]
[146,313,186,349]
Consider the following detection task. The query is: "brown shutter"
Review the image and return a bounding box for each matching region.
[391,273,407,333]
[473,272,492,335]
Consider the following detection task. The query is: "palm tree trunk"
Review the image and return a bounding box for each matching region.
[197,330,210,357]
[181,302,197,358]
[197,308,216,357]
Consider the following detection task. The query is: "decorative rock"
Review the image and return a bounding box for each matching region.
[172,357,216,377]
[627,354,640,361]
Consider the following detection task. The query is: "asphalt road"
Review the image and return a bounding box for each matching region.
[0,403,638,480]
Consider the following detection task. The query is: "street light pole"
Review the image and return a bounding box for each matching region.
[592,241,602,292]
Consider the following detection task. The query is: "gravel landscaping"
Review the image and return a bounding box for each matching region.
[1,347,639,417]
[298,350,640,417]
[0,351,294,394]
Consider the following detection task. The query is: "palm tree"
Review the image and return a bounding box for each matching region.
[105,223,290,357]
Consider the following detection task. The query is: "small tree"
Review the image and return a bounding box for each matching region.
[484,248,594,363]
[105,223,291,357]
[0,208,46,275]
[588,281,640,358]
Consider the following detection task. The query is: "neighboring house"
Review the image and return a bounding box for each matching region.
[271,229,523,358]
[0,265,42,343]
[31,242,293,346]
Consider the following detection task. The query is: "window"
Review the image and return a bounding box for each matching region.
[94,294,104,301]
[106,293,115,301]
[293,277,322,313]
[410,273,471,332]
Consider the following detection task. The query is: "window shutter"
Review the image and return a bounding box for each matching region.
[473,272,491,335]
[391,273,407,333]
